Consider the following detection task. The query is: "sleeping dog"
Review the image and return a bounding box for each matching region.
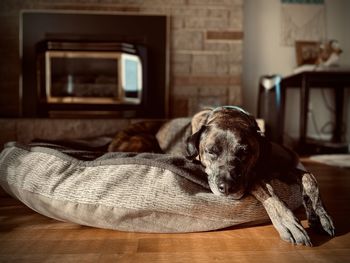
[186,106,334,246]
[108,106,335,246]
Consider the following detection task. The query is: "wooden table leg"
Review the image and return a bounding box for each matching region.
[277,80,286,144]
[300,74,309,147]
[333,86,344,143]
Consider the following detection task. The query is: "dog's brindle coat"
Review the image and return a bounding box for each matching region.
[108,106,335,246]
[186,107,334,246]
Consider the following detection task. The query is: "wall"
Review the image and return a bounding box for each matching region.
[0,0,243,118]
[243,0,350,142]
[0,118,130,149]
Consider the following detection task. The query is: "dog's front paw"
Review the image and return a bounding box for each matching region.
[264,198,312,246]
[277,210,312,246]
[317,210,335,237]
[301,172,336,238]
[251,183,312,246]
[309,209,335,237]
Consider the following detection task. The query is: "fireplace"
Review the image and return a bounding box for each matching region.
[36,41,146,116]
[21,11,168,118]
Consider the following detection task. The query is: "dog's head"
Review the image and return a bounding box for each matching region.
[186,106,265,199]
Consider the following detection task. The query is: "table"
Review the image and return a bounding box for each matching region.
[259,70,350,153]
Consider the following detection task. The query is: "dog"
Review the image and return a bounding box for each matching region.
[317,39,342,67]
[108,121,163,153]
[108,106,335,246]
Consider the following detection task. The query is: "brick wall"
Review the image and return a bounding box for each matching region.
[0,0,243,117]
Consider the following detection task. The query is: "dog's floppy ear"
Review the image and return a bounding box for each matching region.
[186,125,207,160]
[247,115,264,137]
[191,109,211,134]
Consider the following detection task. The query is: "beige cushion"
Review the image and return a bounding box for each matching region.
[0,142,302,233]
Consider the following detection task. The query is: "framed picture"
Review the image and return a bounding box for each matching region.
[295,41,320,66]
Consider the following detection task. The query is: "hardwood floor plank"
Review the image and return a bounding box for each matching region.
[0,239,138,254]
[100,251,308,263]
[299,249,350,263]
[0,254,101,263]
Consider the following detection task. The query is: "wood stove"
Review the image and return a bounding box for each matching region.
[37,41,147,116]
[21,11,168,118]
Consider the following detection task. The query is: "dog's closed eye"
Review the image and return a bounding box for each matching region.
[237,144,248,152]
[205,146,220,157]
[236,145,249,157]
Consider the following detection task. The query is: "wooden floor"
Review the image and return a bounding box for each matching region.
[1,159,350,263]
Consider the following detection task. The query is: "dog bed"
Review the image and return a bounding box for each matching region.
[0,142,302,233]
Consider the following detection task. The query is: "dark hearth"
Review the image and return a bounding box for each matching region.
[21,11,168,118]
[36,41,146,116]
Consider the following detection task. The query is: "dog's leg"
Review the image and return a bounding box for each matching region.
[300,172,335,237]
[250,182,312,246]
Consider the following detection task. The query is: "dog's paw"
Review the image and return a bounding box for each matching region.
[264,197,312,246]
[318,211,335,237]
[307,206,335,237]
[276,210,312,246]
[301,172,335,238]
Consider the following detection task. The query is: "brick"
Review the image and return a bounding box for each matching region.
[174,76,241,86]
[229,65,242,75]
[172,84,242,117]
[215,47,242,64]
[198,86,228,96]
[171,7,209,17]
[207,31,243,40]
[174,6,231,18]
[170,97,189,117]
[173,62,191,74]
[191,54,216,74]
[172,54,192,74]
[140,6,170,15]
[172,30,203,50]
[172,86,198,96]
[227,85,243,105]
[188,97,199,115]
[188,0,239,6]
[184,17,206,29]
[141,0,186,5]
[204,42,238,52]
[52,4,141,12]
[171,16,184,29]
[228,9,243,30]
[16,119,130,142]
[184,17,229,30]
[207,9,230,19]
[215,63,229,75]
[172,53,192,63]
[189,96,226,115]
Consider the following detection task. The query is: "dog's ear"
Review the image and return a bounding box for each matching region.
[191,109,211,134]
[186,125,207,160]
[246,114,264,137]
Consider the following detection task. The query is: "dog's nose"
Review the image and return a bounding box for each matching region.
[218,183,230,195]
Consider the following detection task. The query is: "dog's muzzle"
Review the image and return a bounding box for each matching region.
[207,171,245,199]
[218,181,230,195]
